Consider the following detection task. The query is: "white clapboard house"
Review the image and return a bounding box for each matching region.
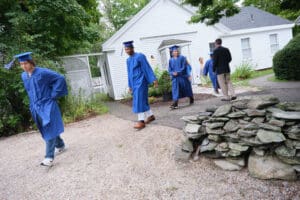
[102,0,294,100]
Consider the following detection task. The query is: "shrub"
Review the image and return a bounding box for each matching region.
[148,87,161,97]
[158,70,172,95]
[232,62,254,80]
[273,34,300,80]
[0,66,32,136]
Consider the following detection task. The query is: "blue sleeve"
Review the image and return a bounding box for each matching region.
[177,56,187,75]
[43,69,68,99]
[139,54,157,84]
[168,59,173,76]
[203,61,209,76]
[187,64,192,76]
[126,59,132,89]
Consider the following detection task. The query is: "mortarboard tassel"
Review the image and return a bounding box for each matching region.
[4,58,16,70]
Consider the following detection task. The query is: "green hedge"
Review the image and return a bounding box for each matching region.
[273,34,300,80]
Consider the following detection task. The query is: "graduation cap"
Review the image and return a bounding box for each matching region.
[123,41,134,48]
[169,45,180,52]
[3,52,33,70]
[14,52,33,62]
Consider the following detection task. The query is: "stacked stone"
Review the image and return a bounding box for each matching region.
[176,95,300,180]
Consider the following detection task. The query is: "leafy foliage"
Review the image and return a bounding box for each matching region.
[158,70,172,95]
[184,0,299,25]
[273,34,300,80]
[183,0,240,25]
[100,0,150,31]
[243,0,300,21]
[0,0,101,57]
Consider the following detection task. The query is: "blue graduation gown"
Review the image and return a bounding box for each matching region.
[21,67,68,141]
[127,53,157,113]
[203,59,219,90]
[168,55,193,101]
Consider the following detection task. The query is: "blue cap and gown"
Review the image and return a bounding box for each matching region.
[124,41,157,113]
[14,52,68,141]
[203,52,219,90]
[168,45,193,101]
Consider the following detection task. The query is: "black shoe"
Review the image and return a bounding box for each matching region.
[189,97,194,105]
[231,96,237,100]
[170,102,178,109]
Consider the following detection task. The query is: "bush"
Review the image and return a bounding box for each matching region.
[148,67,172,97]
[0,66,32,136]
[273,34,300,80]
[158,70,172,95]
[232,62,254,80]
[148,87,161,97]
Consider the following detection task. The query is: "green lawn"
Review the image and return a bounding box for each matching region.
[232,68,274,86]
[267,75,290,82]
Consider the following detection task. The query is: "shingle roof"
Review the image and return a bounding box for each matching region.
[219,6,294,30]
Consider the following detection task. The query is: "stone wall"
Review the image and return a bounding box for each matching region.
[176,95,300,181]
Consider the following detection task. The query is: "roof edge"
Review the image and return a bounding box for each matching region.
[220,23,295,37]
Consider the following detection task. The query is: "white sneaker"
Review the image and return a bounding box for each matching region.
[55,146,66,155]
[40,158,53,166]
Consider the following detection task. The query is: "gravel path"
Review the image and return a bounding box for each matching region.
[0,114,299,200]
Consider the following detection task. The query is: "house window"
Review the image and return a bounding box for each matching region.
[241,38,252,60]
[209,42,215,53]
[270,34,279,54]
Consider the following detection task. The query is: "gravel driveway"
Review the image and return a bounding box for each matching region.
[0,114,299,200]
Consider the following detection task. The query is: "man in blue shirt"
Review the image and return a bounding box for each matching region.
[124,41,158,130]
[203,52,219,94]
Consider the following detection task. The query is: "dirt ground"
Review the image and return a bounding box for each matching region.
[0,114,299,200]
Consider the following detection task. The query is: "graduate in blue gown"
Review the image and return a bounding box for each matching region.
[203,52,219,94]
[168,45,194,109]
[14,52,68,166]
[124,41,158,130]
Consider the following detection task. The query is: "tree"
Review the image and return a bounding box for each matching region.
[183,0,300,25]
[243,0,300,20]
[183,0,240,25]
[0,0,102,57]
[100,0,150,31]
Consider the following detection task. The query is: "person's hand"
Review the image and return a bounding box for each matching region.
[153,80,158,88]
[173,72,178,76]
[128,88,132,94]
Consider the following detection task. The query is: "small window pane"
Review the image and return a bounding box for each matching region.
[241,38,252,60]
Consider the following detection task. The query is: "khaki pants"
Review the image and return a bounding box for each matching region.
[217,73,235,98]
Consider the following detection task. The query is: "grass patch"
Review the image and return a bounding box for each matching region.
[267,75,290,82]
[232,68,274,86]
[61,93,109,124]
